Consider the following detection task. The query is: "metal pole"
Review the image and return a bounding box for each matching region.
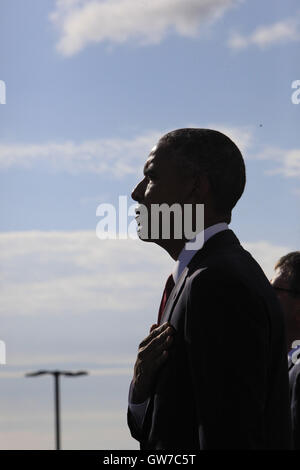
[25,369,87,450]
[54,372,60,450]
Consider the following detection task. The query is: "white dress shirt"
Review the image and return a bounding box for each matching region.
[128,222,229,430]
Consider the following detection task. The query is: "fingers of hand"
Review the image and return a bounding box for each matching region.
[149,323,158,333]
[139,322,170,348]
[143,325,174,360]
[155,325,175,346]
[135,324,175,384]
[155,349,170,367]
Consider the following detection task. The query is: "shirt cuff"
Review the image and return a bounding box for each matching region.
[128,381,150,430]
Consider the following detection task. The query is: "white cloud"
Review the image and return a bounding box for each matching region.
[50,0,240,56]
[1,126,299,185]
[0,231,291,319]
[1,352,136,380]
[207,123,253,154]
[5,352,135,368]
[0,125,253,177]
[0,131,161,178]
[0,367,132,379]
[255,147,300,178]
[228,15,300,50]
[243,240,292,280]
[0,231,172,317]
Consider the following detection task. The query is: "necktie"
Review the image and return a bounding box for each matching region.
[157,274,175,325]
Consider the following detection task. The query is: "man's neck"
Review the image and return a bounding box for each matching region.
[163,240,186,261]
[159,220,229,261]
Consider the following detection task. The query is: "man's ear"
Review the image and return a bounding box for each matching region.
[186,173,211,203]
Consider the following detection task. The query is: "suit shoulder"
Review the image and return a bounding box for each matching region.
[188,243,282,322]
[190,243,266,289]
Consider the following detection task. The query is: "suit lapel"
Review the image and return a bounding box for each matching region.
[160,266,189,325]
[159,230,240,326]
[289,350,300,371]
[160,246,211,325]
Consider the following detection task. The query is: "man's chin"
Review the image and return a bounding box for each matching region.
[136,229,177,247]
[136,226,152,243]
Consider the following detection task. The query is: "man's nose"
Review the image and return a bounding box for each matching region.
[131,179,146,202]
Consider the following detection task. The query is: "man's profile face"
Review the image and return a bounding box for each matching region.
[131,142,193,242]
[271,269,296,316]
[271,268,300,346]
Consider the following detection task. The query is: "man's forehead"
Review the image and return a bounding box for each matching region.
[150,144,158,154]
[144,144,161,169]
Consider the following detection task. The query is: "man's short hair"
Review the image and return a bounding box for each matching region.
[157,128,246,223]
[275,251,300,295]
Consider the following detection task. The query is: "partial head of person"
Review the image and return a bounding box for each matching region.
[131,128,246,259]
[271,251,300,350]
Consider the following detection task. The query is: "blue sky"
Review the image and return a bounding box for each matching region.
[0,0,299,449]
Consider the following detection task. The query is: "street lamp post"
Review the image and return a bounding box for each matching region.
[54,371,60,450]
[25,369,88,450]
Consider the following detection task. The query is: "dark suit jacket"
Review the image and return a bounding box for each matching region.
[128,230,292,449]
[288,353,300,449]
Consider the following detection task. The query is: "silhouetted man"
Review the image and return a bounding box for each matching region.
[271,252,300,449]
[127,128,292,449]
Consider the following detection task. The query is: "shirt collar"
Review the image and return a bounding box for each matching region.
[172,223,228,284]
[288,344,300,358]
